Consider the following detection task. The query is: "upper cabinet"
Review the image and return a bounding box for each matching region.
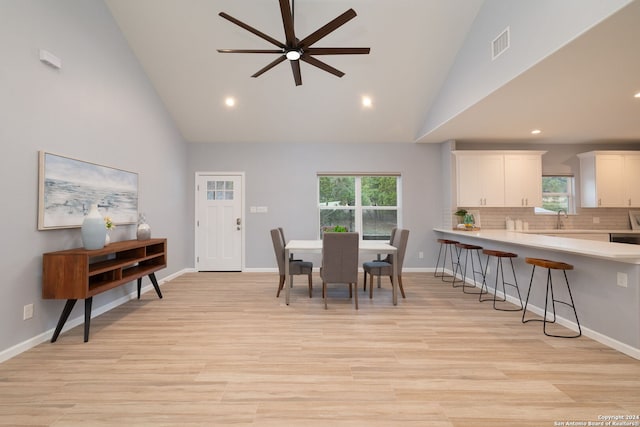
[578,151,640,207]
[453,151,545,208]
[504,153,543,207]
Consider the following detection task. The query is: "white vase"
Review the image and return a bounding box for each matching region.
[137,213,151,240]
[81,204,106,250]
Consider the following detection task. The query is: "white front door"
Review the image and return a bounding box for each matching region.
[196,173,243,271]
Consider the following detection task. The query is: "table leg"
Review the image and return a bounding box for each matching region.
[84,297,93,342]
[392,252,398,305]
[149,273,163,299]
[51,299,77,343]
[285,247,290,305]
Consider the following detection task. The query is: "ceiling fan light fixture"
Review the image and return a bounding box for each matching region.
[285,50,301,61]
[531,129,541,135]
[634,91,640,98]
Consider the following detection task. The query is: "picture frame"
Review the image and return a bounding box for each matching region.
[38,151,138,230]
[629,211,640,230]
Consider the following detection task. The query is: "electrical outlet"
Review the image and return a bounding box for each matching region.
[418,251,424,259]
[23,304,33,320]
[617,272,628,288]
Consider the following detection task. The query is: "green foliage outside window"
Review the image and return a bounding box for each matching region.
[541,176,572,213]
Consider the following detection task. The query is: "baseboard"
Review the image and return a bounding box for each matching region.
[455,275,640,361]
[0,268,191,364]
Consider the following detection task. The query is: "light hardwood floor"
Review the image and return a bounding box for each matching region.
[1,272,639,426]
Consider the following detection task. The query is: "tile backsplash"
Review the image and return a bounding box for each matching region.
[455,207,634,230]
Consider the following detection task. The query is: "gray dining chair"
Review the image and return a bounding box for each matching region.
[270,229,313,298]
[362,228,409,299]
[320,232,360,309]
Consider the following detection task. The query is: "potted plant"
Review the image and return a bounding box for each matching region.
[454,209,467,225]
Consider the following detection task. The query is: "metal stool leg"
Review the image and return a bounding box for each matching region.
[462,248,487,295]
[523,265,581,338]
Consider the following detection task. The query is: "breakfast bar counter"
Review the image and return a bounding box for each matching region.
[433,228,640,359]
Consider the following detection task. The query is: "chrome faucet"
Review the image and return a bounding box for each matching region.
[556,209,568,229]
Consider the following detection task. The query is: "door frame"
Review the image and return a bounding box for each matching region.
[194,171,246,271]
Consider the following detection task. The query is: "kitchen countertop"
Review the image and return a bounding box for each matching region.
[521,229,640,234]
[433,228,640,263]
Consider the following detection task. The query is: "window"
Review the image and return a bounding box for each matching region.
[537,175,575,214]
[318,174,401,240]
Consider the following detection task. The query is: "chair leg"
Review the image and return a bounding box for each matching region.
[307,273,313,298]
[349,283,353,298]
[354,282,358,310]
[276,275,285,297]
[323,282,327,309]
[363,272,367,291]
[397,275,406,298]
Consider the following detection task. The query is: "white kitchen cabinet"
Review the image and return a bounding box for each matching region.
[578,151,640,207]
[453,151,545,208]
[504,153,543,207]
[455,153,504,207]
[623,154,640,207]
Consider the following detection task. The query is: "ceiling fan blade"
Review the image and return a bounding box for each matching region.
[279,0,296,47]
[305,47,370,55]
[251,55,286,78]
[219,12,285,49]
[290,60,302,86]
[217,49,284,54]
[300,55,345,78]
[299,9,357,48]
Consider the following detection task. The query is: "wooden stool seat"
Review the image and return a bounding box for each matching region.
[437,238,459,245]
[455,243,482,250]
[434,239,460,282]
[480,249,523,311]
[525,257,573,271]
[483,249,517,258]
[522,257,581,338]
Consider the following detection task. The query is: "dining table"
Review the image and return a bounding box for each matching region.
[284,239,399,306]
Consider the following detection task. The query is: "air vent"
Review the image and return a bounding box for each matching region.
[492,26,510,60]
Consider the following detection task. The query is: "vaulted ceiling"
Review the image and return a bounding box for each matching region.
[106,0,640,145]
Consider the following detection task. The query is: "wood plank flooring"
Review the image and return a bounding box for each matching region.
[1,272,639,426]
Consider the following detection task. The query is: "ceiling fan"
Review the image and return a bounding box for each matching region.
[217,0,370,86]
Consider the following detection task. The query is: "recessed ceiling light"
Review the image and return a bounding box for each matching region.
[531,129,541,135]
[362,96,372,108]
[225,97,235,107]
[634,91,640,98]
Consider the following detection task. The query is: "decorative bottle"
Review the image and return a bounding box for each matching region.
[81,204,106,250]
[137,213,151,240]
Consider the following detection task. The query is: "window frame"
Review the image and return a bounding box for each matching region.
[317,173,402,240]
[537,175,576,214]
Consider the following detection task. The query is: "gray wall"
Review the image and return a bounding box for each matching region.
[187,142,445,270]
[0,1,189,355]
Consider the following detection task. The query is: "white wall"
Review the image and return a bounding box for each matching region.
[419,0,632,138]
[0,0,189,356]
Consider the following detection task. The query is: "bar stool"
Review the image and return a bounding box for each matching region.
[479,249,523,311]
[453,243,487,295]
[434,239,459,282]
[522,257,581,338]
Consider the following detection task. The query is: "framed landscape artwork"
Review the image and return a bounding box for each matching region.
[630,211,640,230]
[38,151,138,230]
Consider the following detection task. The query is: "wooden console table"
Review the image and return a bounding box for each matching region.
[42,238,167,342]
